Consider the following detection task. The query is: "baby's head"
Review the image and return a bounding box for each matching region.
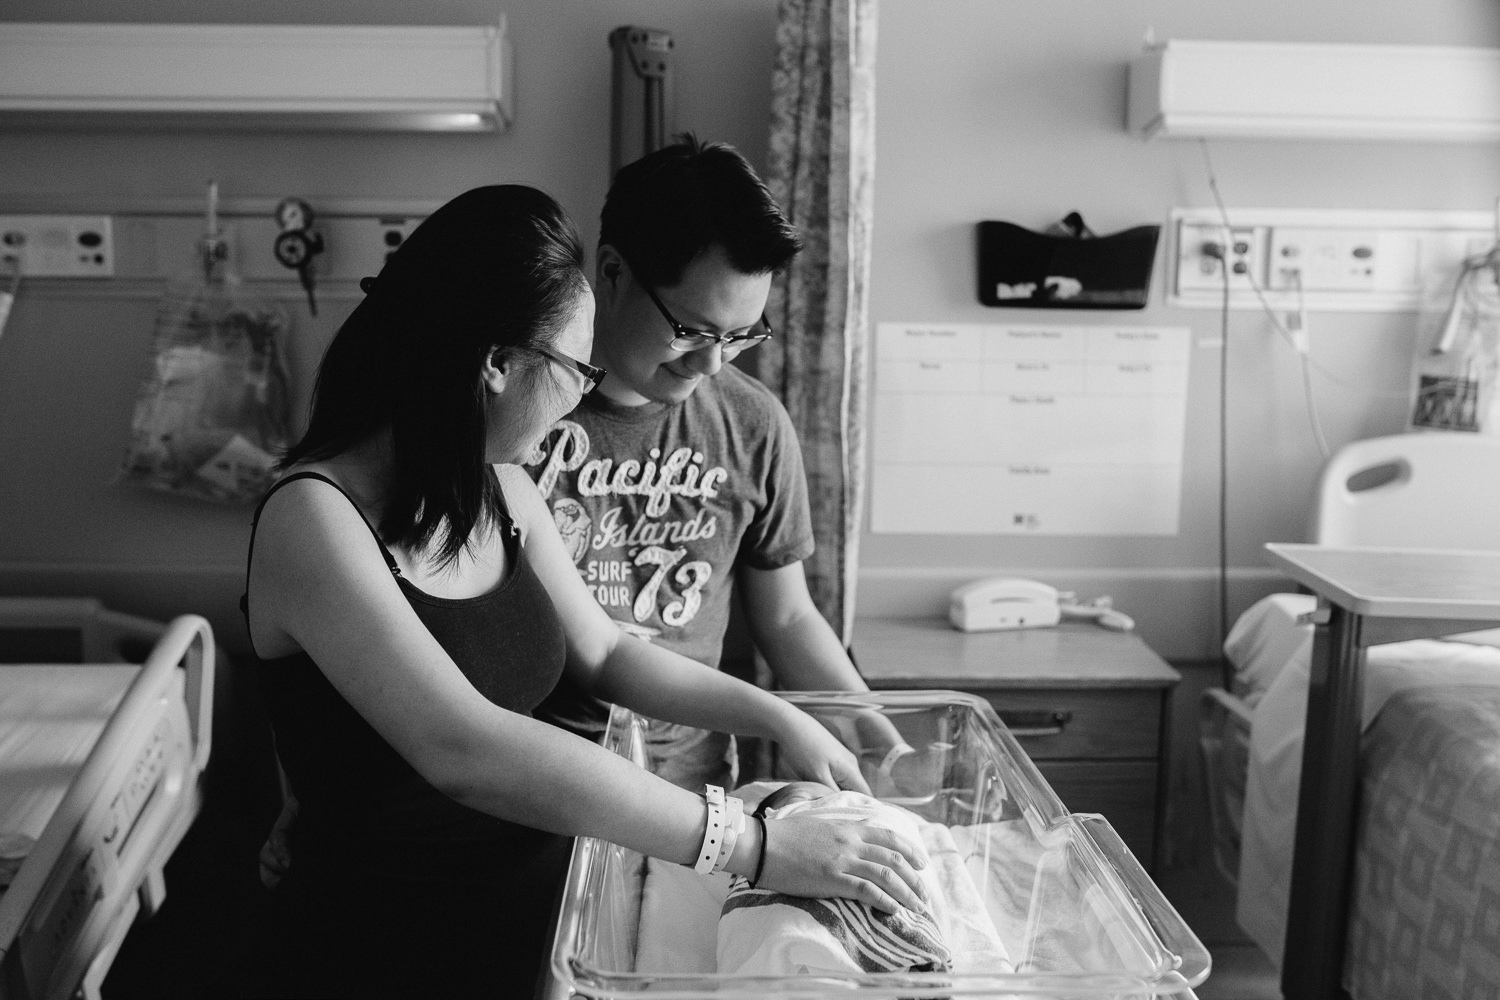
[754,781,831,817]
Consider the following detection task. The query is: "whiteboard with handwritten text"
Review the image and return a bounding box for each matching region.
[871,322,1191,535]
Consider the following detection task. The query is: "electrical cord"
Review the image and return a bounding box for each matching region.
[1196,141,1408,422]
[1198,142,1329,461]
[1213,241,1232,674]
[1287,270,1333,457]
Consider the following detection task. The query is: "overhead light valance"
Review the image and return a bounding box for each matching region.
[0,18,512,132]
[1128,39,1500,142]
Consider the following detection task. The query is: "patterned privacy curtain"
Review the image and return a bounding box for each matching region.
[760,0,878,643]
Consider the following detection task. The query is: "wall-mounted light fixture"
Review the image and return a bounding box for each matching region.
[0,18,512,132]
[1128,39,1500,143]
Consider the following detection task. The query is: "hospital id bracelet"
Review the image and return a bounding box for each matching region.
[711,795,746,874]
[694,784,727,875]
[877,741,917,776]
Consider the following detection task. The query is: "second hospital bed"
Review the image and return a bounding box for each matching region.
[1199,431,1500,998]
[0,598,215,1000]
[547,690,1211,999]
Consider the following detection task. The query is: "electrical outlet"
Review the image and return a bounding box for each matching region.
[1266,227,1383,292]
[1174,220,1268,295]
[312,215,420,283]
[0,215,114,278]
[1169,207,1496,310]
[375,216,414,264]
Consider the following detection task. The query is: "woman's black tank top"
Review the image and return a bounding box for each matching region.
[241,471,571,995]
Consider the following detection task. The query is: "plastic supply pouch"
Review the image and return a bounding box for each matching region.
[119,258,291,504]
[1409,250,1500,434]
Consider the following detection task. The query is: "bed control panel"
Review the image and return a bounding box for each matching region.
[17,701,195,998]
[103,717,174,857]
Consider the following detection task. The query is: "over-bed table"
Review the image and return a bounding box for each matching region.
[1264,543,1500,1000]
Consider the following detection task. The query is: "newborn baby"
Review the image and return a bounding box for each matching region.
[718,781,953,976]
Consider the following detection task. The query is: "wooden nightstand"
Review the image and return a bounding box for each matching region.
[851,617,1180,870]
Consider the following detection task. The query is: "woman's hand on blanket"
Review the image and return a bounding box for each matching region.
[756,815,931,917]
[774,709,872,794]
[258,793,299,890]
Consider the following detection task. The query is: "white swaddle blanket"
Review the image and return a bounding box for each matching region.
[716,790,1013,977]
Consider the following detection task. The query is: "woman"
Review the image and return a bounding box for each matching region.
[240,185,927,996]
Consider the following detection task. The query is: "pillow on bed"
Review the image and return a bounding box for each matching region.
[1221,594,1316,705]
[1224,594,1500,708]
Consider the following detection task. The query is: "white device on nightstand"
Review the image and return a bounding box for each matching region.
[949,577,1062,632]
[949,577,1135,633]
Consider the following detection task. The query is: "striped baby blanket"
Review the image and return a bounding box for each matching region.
[717,790,955,976]
[720,880,951,973]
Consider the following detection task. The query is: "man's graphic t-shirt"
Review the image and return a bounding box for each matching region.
[525,365,813,787]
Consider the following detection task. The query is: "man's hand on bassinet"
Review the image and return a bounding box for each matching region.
[756,813,930,917]
[258,793,299,889]
[774,709,872,795]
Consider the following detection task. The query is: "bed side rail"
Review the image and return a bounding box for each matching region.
[0,614,214,1000]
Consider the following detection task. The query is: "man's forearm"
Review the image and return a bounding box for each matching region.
[759,610,868,692]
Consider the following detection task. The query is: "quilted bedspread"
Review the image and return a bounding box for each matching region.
[1346,684,1500,1000]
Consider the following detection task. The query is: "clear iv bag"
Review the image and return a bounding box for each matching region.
[1409,253,1500,434]
[118,242,291,504]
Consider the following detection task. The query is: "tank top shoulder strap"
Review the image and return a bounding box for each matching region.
[253,471,401,576]
[241,471,401,619]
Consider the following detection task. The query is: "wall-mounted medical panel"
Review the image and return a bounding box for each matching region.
[0,217,115,279]
[1166,207,1496,311]
[1128,40,1500,143]
[0,19,512,132]
[0,198,440,306]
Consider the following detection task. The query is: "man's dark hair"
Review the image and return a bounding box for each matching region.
[280,184,588,565]
[600,133,803,288]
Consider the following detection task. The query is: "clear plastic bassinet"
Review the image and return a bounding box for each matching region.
[546,690,1208,999]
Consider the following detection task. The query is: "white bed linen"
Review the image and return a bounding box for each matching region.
[633,779,776,973]
[634,861,731,974]
[1235,615,1500,965]
[0,666,138,848]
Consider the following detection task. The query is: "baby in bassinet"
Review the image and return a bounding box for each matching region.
[715,781,1014,978]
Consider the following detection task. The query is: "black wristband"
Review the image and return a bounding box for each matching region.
[750,815,768,888]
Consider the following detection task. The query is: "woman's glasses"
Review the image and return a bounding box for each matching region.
[526,344,606,394]
[639,282,773,358]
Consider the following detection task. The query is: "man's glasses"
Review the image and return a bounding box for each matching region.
[639,282,773,358]
[526,343,606,395]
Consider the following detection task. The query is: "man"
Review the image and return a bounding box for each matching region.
[259,137,896,887]
[525,135,885,789]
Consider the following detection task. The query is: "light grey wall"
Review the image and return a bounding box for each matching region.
[0,0,779,657]
[858,0,1500,658]
[1,0,1497,661]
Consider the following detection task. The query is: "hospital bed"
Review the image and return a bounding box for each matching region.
[547,690,1210,999]
[0,598,214,1000]
[1200,431,1500,998]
